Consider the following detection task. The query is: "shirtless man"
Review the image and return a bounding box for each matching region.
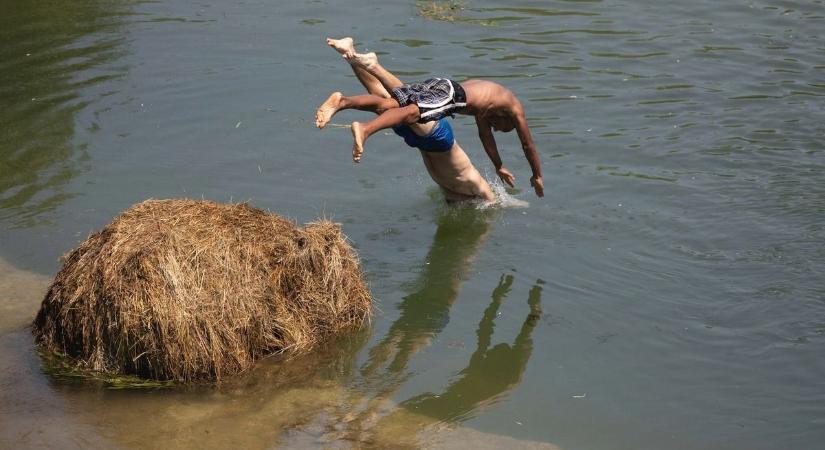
[315,47,544,198]
[319,37,495,204]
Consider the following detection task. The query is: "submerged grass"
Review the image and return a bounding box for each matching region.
[416,1,511,26]
[417,0,465,22]
[39,348,174,389]
[33,199,371,383]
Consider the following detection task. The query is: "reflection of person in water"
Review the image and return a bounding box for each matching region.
[351,273,545,449]
[399,275,543,423]
[361,208,493,380]
[343,209,544,448]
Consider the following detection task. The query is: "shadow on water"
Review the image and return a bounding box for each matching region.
[0,0,130,228]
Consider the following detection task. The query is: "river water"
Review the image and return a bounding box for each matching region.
[1,0,824,449]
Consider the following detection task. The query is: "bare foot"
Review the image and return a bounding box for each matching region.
[351,52,377,69]
[351,122,365,163]
[326,37,355,58]
[315,92,342,129]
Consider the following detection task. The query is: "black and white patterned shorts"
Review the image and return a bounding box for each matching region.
[390,78,467,123]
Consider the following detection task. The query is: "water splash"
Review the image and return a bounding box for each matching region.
[478,178,530,209]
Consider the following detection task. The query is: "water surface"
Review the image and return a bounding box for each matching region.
[1,0,824,449]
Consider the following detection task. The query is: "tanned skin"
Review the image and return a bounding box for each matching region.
[461,79,544,197]
[319,38,495,204]
[316,46,544,197]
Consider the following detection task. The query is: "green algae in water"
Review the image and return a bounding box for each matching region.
[417,0,469,22]
[38,349,174,389]
[416,1,515,26]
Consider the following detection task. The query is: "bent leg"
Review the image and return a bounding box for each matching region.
[351,52,405,91]
[326,38,435,137]
[356,104,420,137]
[353,64,391,98]
[316,92,399,128]
[329,39,391,97]
[352,104,421,162]
[342,94,399,113]
[349,53,437,137]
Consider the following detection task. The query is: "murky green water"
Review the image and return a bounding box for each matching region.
[1,0,824,448]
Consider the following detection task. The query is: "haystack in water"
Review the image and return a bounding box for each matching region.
[33,199,371,382]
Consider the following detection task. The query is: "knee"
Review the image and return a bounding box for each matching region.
[402,104,421,123]
[375,98,399,114]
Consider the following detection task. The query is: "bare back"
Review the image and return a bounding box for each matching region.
[459,79,521,119]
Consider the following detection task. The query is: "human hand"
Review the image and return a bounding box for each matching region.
[530,176,544,197]
[496,166,516,188]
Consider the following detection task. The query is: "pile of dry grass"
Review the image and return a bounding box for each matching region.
[33,199,371,382]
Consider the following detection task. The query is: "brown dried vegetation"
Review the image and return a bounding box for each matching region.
[33,199,371,382]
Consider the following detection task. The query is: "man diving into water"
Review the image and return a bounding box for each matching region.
[318,37,500,204]
[316,38,544,199]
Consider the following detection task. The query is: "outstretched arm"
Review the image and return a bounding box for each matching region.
[513,108,544,197]
[475,116,516,188]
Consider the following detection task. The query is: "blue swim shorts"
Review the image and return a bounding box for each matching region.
[392,118,455,153]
